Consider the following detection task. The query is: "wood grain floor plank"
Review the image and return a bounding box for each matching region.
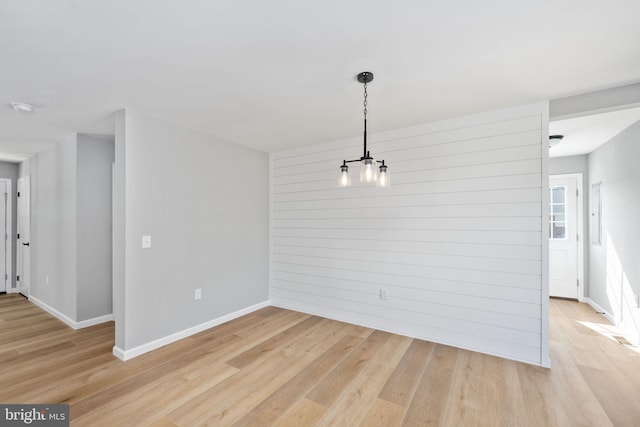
[358,399,406,427]
[516,363,572,427]
[226,316,322,368]
[2,294,640,426]
[401,345,458,427]
[377,339,435,407]
[480,354,529,427]
[246,334,362,424]
[306,330,389,407]
[549,339,614,427]
[272,399,325,427]
[315,362,396,427]
[579,365,640,427]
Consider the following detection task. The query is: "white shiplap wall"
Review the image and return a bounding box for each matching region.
[270,103,550,366]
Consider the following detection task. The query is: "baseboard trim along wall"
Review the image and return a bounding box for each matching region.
[29,295,114,330]
[112,300,271,361]
[584,298,615,325]
[271,300,541,367]
[585,297,640,345]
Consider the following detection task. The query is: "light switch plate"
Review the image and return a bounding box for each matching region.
[142,235,151,249]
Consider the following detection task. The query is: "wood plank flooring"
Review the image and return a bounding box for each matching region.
[1,293,639,426]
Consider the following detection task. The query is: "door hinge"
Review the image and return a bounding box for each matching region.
[17,233,20,239]
[577,279,580,287]
[576,189,579,197]
[16,275,20,281]
[577,234,579,242]
[17,191,20,197]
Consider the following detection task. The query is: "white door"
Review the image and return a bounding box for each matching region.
[549,175,579,299]
[0,181,6,293]
[17,176,30,296]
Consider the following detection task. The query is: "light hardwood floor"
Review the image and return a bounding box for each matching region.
[1,293,639,426]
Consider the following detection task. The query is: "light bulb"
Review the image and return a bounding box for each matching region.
[360,158,377,184]
[377,166,390,188]
[338,165,351,187]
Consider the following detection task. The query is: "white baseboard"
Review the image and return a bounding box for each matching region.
[112,300,270,361]
[112,346,126,360]
[29,295,113,330]
[585,298,616,324]
[76,313,114,328]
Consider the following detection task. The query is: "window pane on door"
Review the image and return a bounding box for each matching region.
[552,222,566,239]
[549,186,567,240]
[552,187,565,203]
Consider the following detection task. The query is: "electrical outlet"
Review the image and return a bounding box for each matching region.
[195,288,202,301]
[142,235,152,249]
[45,275,49,285]
[379,288,389,300]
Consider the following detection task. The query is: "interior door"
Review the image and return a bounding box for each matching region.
[17,176,30,296]
[549,175,578,299]
[0,181,6,293]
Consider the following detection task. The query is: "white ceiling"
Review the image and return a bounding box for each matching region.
[1,1,640,161]
[549,107,640,158]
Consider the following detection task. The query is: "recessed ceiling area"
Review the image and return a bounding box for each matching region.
[549,106,640,158]
[1,1,639,159]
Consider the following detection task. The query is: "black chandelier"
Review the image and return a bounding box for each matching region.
[338,71,389,188]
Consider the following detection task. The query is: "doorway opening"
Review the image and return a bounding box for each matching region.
[16,176,30,297]
[549,173,584,300]
[0,178,12,294]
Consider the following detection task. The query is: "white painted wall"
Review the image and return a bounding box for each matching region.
[271,103,550,366]
[113,110,269,354]
[77,135,114,321]
[588,119,640,341]
[27,135,77,320]
[19,134,114,326]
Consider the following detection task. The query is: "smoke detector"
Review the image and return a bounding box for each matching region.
[10,102,34,113]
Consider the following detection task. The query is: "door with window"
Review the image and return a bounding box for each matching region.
[17,176,30,296]
[0,181,6,293]
[549,175,579,299]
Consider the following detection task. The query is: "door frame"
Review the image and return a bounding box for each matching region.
[0,178,12,293]
[16,176,30,297]
[549,173,584,301]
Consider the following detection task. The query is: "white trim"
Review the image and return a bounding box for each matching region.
[16,175,30,297]
[112,346,126,360]
[29,295,76,328]
[76,313,114,328]
[540,101,551,368]
[268,152,273,302]
[550,173,585,302]
[0,178,12,294]
[112,300,270,361]
[585,298,616,325]
[29,294,113,329]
